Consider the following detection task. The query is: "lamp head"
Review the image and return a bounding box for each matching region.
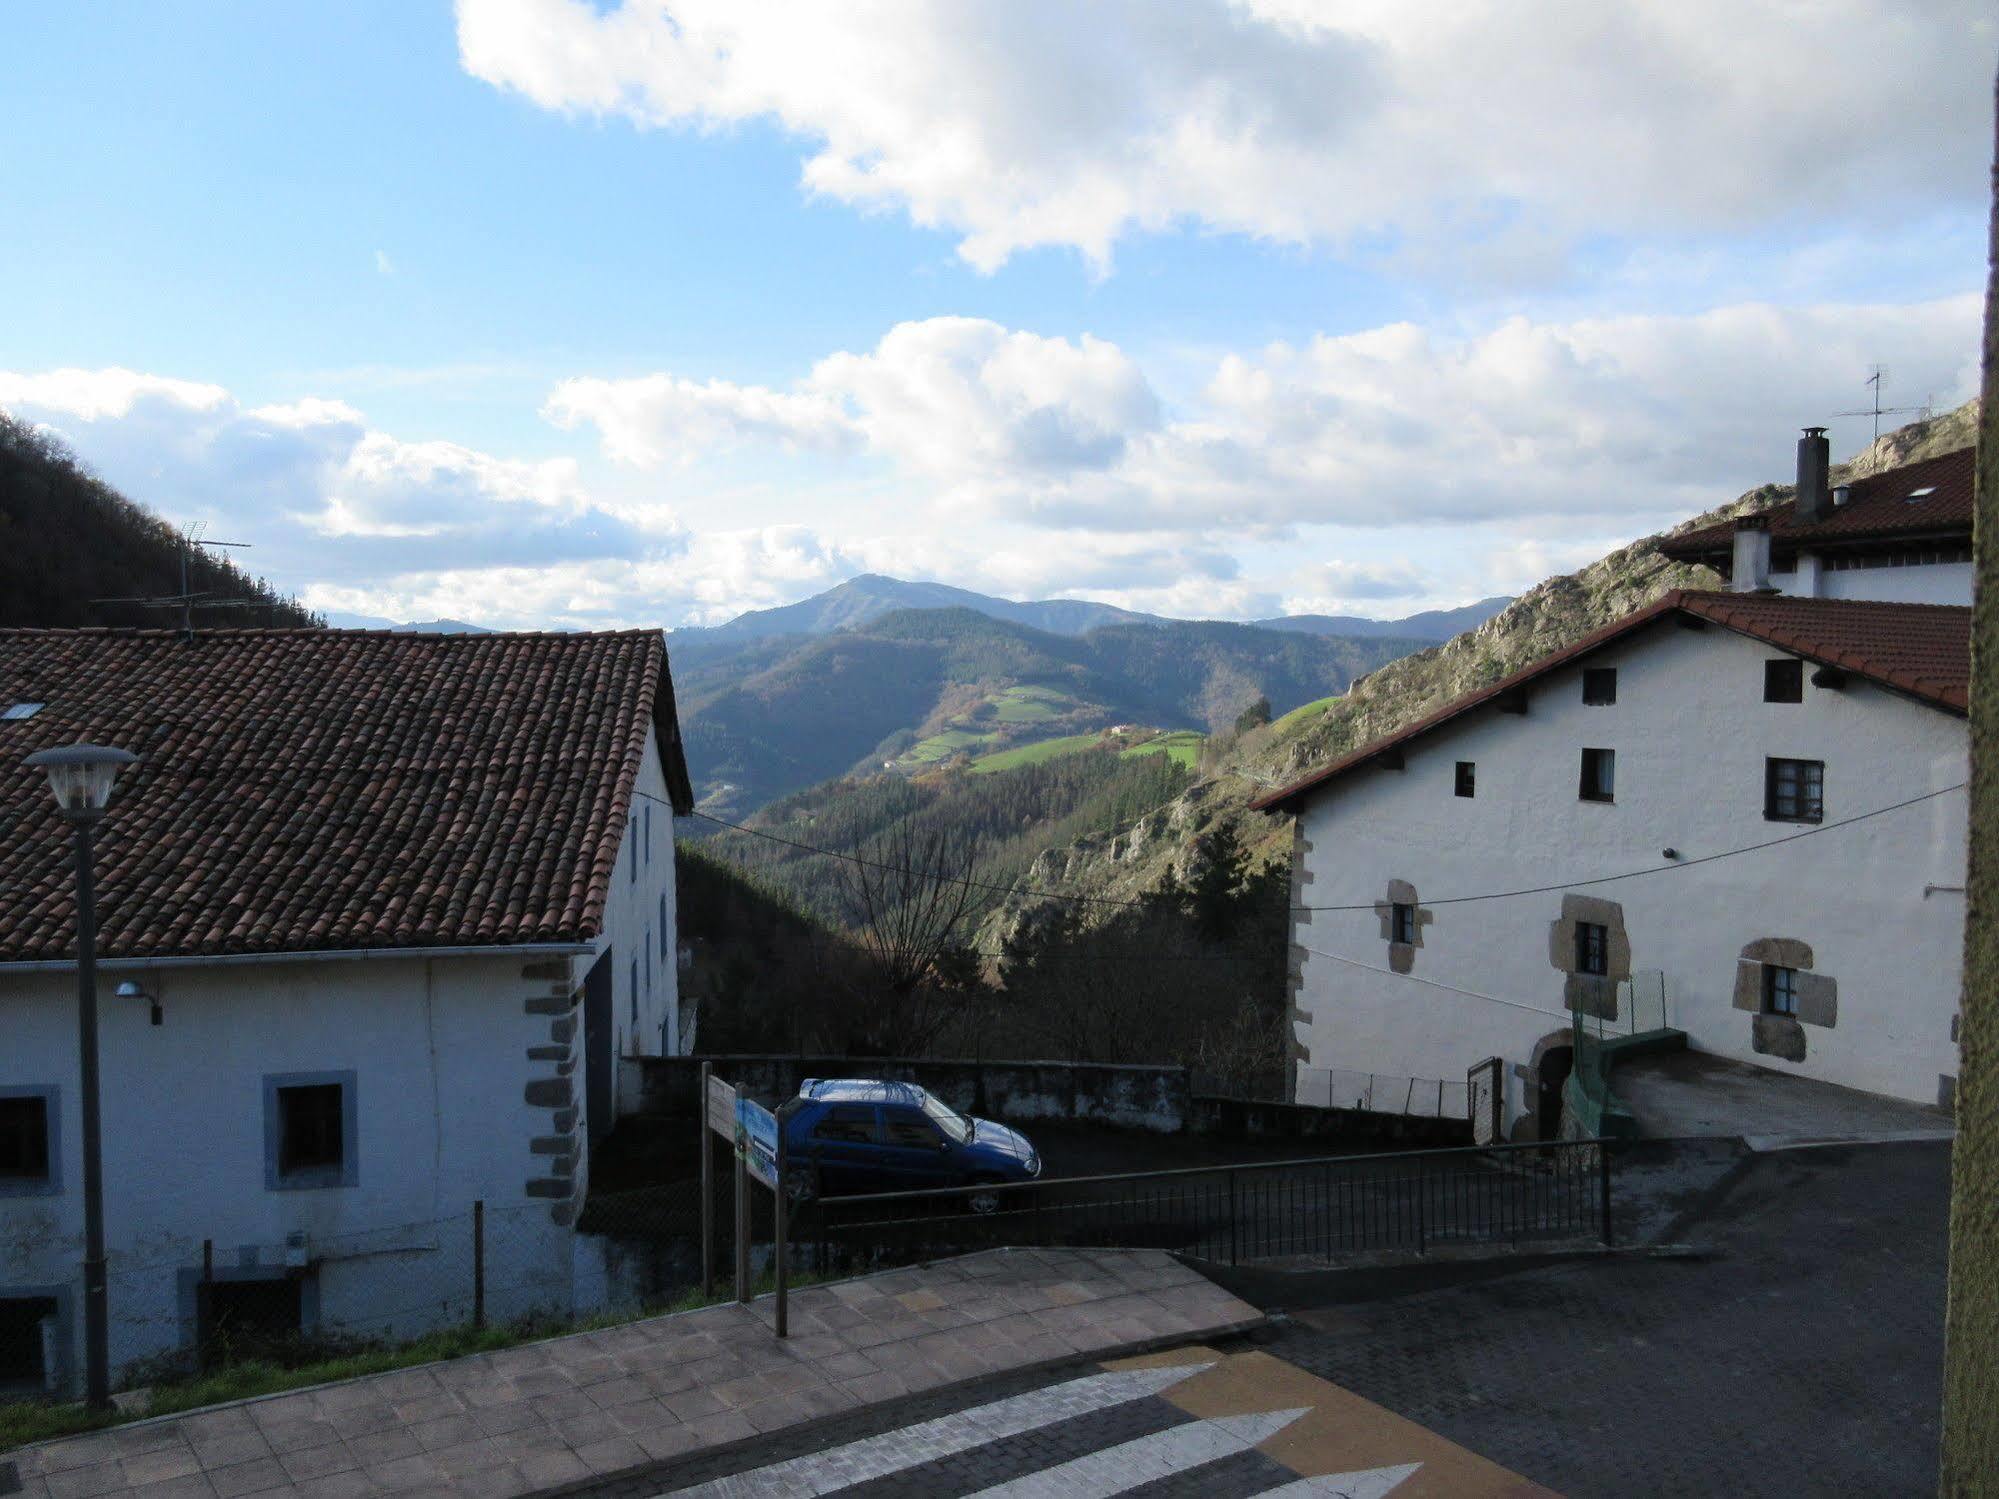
[23,745,137,823]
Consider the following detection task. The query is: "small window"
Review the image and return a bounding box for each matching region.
[644,802,652,865]
[1766,758,1824,823]
[630,958,639,1025]
[1765,965,1799,1016]
[1,702,43,721]
[883,1112,941,1149]
[1906,486,1937,502]
[629,816,637,884]
[1390,902,1417,945]
[1575,922,1609,977]
[277,1086,344,1178]
[812,1105,879,1144]
[1581,668,1617,706]
[265,1073,355,1189]
[1454,761,1475,798]
[1579,748,1615,802]
[0,1092,53,1190]
[1764,659,1803,704]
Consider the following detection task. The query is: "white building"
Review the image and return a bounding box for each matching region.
[1253,441,1972,1141]
[0,627,693,1395]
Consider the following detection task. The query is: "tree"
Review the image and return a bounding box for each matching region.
[836,821,985,1055]
[1234,696,1273,734]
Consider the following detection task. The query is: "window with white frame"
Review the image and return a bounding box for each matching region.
[1764,965,1800,1016]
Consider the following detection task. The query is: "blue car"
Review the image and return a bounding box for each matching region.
[783,1079,1041,1210]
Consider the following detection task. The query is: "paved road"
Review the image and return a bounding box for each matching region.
[1233,1139,1951,1497]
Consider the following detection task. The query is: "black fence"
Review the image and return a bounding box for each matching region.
[806,1138,1614,1272]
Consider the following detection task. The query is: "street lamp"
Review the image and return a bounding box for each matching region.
[24,744,136,1411]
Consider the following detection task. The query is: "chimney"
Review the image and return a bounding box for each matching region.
[1795,426,1831,522]
[1732,514,1773,594]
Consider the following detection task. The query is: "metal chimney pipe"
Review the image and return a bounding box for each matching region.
[1795,427,1831,522]
[1732,514,1773,593]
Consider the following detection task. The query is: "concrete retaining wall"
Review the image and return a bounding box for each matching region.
[622,1055,1191,1133]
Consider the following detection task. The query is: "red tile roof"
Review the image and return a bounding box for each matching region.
[1251,591,1969,814]
[0,629,694,963]
[1658,446,1974,564]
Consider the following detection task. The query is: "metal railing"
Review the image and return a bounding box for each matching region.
[807,1138,1613,1273]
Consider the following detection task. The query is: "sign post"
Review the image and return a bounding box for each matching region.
[701,1070,740,1302]
[733,1095,787,1337]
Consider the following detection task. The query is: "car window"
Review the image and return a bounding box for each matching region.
[883,1111,940,1148]
[812,1105,878,1143]
[918,1092,972,1144]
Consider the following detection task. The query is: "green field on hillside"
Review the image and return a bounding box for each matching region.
[906,728,984,763]
[969,732,1106,774]
[1272,694,1339,734]
[1120,730,1203,768]
[990,685,1066,723]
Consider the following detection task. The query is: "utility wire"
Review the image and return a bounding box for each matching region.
[1297,943,1572,1021]
[681,781,1966,917]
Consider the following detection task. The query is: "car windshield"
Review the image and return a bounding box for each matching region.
[919,1092,972,1144]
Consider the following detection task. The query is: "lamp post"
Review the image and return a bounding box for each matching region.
[24,745,136,1411]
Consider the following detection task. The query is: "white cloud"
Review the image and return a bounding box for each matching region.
[549,296,1982,535]
[456,0,1991,271]
[374,250,394,276]
[0,368,230,421]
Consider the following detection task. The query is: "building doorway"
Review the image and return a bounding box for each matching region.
[1536,1045,1574,1141]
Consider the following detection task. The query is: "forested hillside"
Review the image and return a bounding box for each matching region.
[672,604,1423,816]
[0,414,318,630]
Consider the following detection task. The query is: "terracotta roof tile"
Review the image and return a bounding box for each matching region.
[1251,591,1968,813]
[0,628,693,963]
[1659,446,1974,562]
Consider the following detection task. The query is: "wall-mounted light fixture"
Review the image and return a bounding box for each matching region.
[114,980,163,1026]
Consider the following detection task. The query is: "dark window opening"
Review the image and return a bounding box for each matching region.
[1575,922,1609,977]
[1582,668,1618,705]
[1579,748,1615,802]
[0,1296,57,1388]
[1765,965,1799,1016]
[1764,659,1804,703]
[1390,902,1417,945]
[883,1113,940,1149]
[276,1085,344,1178]
[0,1096,50,1182]
[1766,758,1824,823]
[812,1105,879,1144]
[1454,761,1476,798]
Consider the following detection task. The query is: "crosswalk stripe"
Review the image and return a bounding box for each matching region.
[667,1361,1215,1498]
[1250,1463,1423,1497]
[964,1407,1310,1498]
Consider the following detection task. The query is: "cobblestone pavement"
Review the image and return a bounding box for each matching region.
[1250,1139,1952,1498]
[6,1249,1259,1499]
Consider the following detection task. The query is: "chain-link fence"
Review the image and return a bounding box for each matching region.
[1,1179,714,1404]
[1295,1065,1471,1120]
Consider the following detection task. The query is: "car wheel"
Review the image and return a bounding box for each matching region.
[966,1177,1005,1216]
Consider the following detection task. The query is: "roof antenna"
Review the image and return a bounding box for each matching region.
[91,524,257,641]
[1835,365,1926,444]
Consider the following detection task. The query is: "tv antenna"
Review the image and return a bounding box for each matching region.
[1835,365,1930,444]
[91,523,258,641]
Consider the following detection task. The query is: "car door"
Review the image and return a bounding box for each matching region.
[803,1104,882,1196]
[876,1107,956,1192]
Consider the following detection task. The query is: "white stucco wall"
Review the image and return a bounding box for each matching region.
[1288,622,1966,1133]
[596,730,681,1061]
[1769,557,1973,606]
[0,952,589,1387]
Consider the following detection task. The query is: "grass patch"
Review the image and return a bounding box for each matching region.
[905,729,985,763]
[0,1271,821,1454]
[990,686,1067,724]
[1271,694,1339,734]
[969,732,1105,773]
[1120,730,1203,768]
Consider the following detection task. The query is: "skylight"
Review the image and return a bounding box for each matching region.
[1906,486,1937,502]
[2,702,45,720]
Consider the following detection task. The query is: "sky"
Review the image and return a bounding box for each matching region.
[0,1,1991,630]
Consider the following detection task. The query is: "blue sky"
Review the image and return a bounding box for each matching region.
[1,1,1991,628]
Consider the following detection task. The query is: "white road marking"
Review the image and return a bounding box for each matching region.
[1252,1463,1423,1497]
[965,1407,1310,1497]
[668,1361,1215,1498]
